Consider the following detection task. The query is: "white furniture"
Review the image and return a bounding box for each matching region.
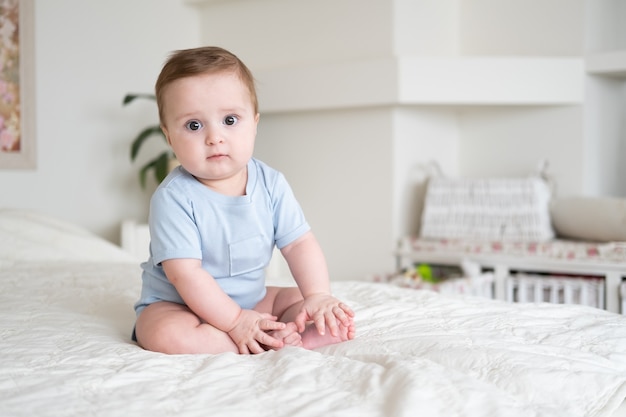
[396,237,625,314]
[396,168,626,314]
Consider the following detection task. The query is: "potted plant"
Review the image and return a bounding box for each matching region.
[123,93,177,188]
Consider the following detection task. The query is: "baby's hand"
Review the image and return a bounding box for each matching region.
[227,309,286,354]
[266,322,303,350]
[295,294,354,338]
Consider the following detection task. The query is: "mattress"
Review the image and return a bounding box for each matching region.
[1,209,625,417]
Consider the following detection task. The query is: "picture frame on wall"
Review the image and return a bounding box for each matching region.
[0,0,35,169]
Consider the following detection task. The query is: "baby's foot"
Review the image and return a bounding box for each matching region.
[302,318,356,350]
[344,319,356,341]
[268,322,302,349]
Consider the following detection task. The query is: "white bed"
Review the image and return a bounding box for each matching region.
[1,208,625,417]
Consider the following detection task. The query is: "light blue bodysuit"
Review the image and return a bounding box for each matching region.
[134,158,310,316]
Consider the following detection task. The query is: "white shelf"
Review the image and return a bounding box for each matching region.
[586,50,626,78]
[255,57,584,113]
[397,57,583,105]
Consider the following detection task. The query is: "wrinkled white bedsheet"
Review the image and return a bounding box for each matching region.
[0,209,625,416]
[1,260,625,417]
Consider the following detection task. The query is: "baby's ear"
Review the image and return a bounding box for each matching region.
[161,125,172,145]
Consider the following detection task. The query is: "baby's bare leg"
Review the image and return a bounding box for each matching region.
[135,301,238,354]
[255,287,302,348]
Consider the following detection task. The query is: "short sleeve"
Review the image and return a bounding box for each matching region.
[149,186,202,265]
[267,171,310,249]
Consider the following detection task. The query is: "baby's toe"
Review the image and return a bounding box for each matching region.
[284,332,303,347]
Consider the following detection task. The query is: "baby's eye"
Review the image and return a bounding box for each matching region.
[185,120,203,131]
[223,115,238,126]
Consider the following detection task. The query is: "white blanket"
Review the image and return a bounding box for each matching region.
[0,261,625,417]
[0,209,625,417]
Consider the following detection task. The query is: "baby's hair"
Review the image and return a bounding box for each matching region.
[155,46,258,124]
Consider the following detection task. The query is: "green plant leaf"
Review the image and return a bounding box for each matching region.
[130,125,165,161]
[154,152,171,184]
[124,91,170,189]
[123,93,156,106]
[137,151,173,189]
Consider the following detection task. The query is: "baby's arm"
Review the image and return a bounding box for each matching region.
[162,258,285,354]
[280,232,354,337]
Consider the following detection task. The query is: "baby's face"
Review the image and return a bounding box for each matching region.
[160,71,259,193]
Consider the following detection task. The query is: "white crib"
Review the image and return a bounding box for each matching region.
[506,274,605,309]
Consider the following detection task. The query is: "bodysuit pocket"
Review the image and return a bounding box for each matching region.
[228,235,268,276]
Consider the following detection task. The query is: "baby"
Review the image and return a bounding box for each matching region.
[133,46,355,354]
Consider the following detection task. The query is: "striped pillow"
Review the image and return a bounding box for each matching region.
[419,177,554,241]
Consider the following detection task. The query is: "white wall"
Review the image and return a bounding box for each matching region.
[393,0,458,56]
[585,0,626,52]
[458,106,585,195]
[459,0,584,56]
[190,0,603,280]
[583,76,626,196]
[391,108,460,238]
[584,0,626,197]
[194,0,394,69]
[2,0,620,281]
[254,108,396,280]
[0,0,200,243]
